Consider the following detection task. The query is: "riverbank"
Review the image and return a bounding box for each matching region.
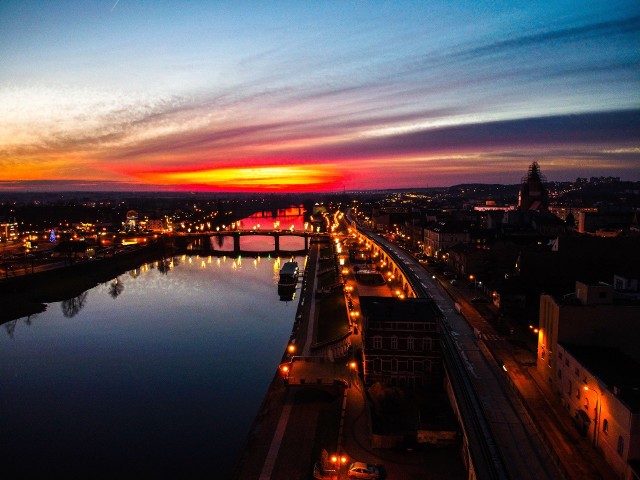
[0,240,174,323]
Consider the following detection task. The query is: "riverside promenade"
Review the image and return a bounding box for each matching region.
[233,239,326,480]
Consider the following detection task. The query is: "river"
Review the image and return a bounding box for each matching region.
[0,230,307,477]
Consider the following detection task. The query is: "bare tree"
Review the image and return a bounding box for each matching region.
[61,292,88,318]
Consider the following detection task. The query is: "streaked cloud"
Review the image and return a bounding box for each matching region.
[0,1,638,191]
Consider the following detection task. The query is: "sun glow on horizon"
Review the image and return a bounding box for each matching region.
[134,165,343,191]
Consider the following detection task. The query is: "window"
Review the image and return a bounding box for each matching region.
[374,359,381,372]
[373,336,382,349]
[603,419,608,435]
[565,359,570,367]
[558,369,562,379]
[576,388,581,399]
[407,336,414,350]
[575,367,580,377]
[423,338,432,351]
[541,348,545,360]
[568,380,572,396]
[558,352,563,360]
[617,436,624,456]
[391,336,398,350]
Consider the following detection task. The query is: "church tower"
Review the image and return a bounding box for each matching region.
[518,162,548,212]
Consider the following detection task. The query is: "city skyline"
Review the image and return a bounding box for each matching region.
[1,0,639,192]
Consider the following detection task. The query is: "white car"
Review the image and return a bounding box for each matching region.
[347,461,381,479]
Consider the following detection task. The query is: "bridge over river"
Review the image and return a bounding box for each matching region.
[173,230,328,256]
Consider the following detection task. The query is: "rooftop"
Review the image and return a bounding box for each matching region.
[360,296,442,322]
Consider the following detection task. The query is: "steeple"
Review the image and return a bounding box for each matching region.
[518,161,548,212]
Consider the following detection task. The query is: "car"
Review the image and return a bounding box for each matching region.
[347,461,381,479]
[470,297,489,304]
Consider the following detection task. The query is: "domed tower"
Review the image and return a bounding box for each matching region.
[518,162,548,212]
[125,210,138,231]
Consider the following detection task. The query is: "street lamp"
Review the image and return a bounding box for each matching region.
[584,386,601,448]
[330,454,348,478]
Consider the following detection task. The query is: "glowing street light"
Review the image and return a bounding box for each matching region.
[584,386,601,447]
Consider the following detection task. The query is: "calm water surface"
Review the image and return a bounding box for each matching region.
[1,238,305,477]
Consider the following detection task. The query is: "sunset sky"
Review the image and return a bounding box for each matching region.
[1,1,638,192]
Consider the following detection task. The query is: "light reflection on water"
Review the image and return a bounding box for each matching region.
[0,252,305,477]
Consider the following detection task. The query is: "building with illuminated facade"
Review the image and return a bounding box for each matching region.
[537,281,640,385]
[423,221,471,259]
[536,280,640,478]
[555,343,640,479]
[0,220,18,242]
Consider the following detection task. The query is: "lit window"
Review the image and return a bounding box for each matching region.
[603,419,608,435]
[373,336,382,349]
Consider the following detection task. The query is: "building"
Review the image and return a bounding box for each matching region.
[423,221,471,259]
[578,207,637,235]
[555,343,640,480]
[0,219,18,242]
[518,161,548,212]
[370,206,411,233]
[537,281,640,386]
[360,296,442,388]
[125,210,138,231]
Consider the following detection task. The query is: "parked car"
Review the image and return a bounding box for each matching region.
[470,297,489,304]
[347,461,381,479]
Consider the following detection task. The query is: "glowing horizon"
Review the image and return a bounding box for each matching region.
[1,1,638,192]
